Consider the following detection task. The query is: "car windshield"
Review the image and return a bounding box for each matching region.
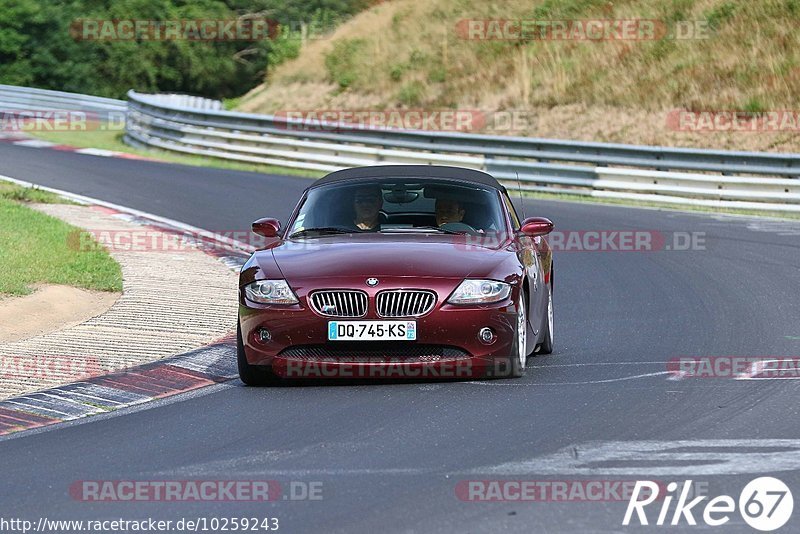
[288,179,506,237]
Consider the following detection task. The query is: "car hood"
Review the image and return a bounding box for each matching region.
[265,234,512,282]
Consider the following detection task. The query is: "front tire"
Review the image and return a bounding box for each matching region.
[237,323,281,386]
[501,293,528,378]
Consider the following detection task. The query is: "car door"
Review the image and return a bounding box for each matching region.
[504,193,546,340]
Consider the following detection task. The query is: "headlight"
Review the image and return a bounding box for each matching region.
[244,280,298,305]
[447,279,511,305]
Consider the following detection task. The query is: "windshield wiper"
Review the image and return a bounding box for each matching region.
[288,226,354,238]
[402,225,469,235]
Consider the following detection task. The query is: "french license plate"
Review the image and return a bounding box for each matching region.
[328,321,416,341]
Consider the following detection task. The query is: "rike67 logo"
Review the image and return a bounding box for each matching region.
[623,477,793,531]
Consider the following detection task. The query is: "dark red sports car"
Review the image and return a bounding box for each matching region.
[237,165,554,384]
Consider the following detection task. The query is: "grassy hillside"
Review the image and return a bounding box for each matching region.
[238,0,800,152]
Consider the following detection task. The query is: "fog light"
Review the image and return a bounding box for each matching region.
[479,327,495,344]
[257,328,271,343]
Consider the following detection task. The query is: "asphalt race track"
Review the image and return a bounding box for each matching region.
[1,142,800,533]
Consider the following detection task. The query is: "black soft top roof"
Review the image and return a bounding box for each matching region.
[310,165,505,191]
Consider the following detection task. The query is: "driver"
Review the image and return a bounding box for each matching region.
[352,185,383,231]
[435,197,466,227]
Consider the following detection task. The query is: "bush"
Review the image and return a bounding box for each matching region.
[396,81,424,106]
[0,0,367,99]
[325,38,366,89]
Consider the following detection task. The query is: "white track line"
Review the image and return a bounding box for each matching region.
[74,148,120,157]
[528,362,667,368]
[465,371,671,386]
[12,139,55,148]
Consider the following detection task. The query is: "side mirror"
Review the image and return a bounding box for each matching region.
[519,217,554,237]
[252,218,281,238]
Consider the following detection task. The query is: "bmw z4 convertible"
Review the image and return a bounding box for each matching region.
[237,165,554,384]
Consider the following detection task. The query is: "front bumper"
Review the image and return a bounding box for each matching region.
[239,290,520,380]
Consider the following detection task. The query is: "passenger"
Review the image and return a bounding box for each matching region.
[435,197,466,227]
[352,186,383,231]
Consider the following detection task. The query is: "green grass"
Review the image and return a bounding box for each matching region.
[0,197,122,296]
[324,38,367,89]
[0,183,67,204]
[396,81,425,106]
[222,97,242,110]
[25,129,321,179]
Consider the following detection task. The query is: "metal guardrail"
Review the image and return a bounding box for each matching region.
[135,93,223,111]
[125,90,800,212]
[0,85,220,124]
[0,84,126,115]
[3,85,797,212]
